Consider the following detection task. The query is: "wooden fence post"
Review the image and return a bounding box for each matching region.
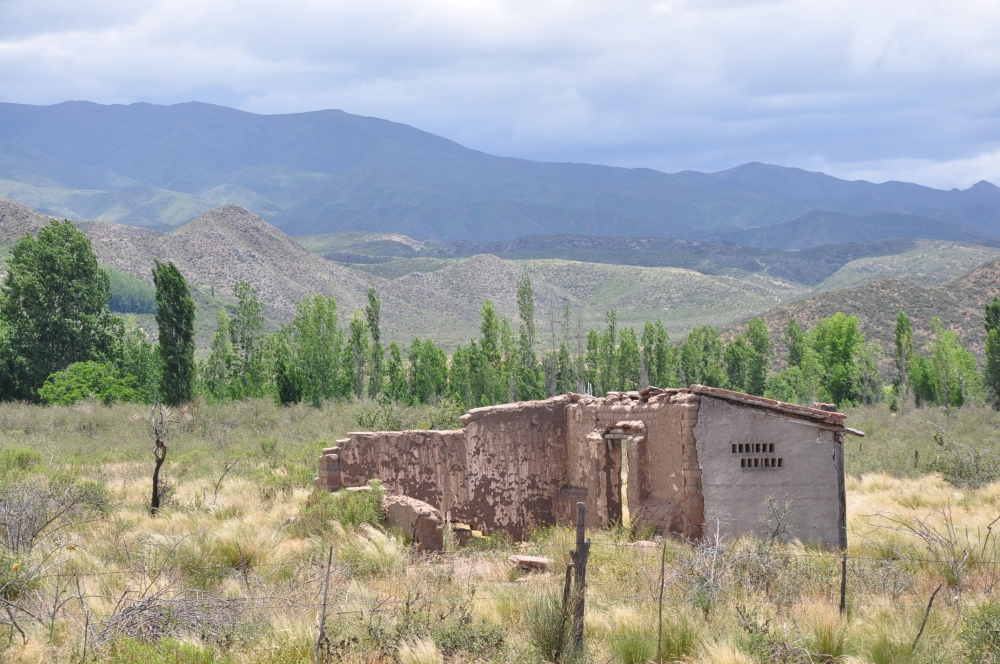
[570,502,591,653]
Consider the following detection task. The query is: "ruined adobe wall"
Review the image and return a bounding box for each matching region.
[693,395,842,546]
[564,390,704,540]
[320,396,571,539]
[336,429,469,517]
[458,396,570,538]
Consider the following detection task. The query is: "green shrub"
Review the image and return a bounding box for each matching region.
[292,482,385,537]
[961,600,1000,662]
[104,637,231,663]
[522,590,572,662]
[0,446,42,479]
[38,361,141,406]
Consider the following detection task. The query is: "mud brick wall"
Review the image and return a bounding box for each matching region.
[324,397,571,539]
[317,387,849,546]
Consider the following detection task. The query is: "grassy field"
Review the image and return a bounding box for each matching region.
[0,399,999,663]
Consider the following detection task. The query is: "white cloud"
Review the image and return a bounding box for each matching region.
[1,0,1000,188]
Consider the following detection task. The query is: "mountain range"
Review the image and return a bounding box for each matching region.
[3,101,1000,244]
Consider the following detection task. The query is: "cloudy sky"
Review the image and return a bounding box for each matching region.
[1,0,999,188]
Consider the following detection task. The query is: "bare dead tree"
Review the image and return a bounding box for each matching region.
[144,404,190,515]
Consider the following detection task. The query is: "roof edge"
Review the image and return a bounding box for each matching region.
[690,385,848,425]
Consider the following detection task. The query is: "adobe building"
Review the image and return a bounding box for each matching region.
[316,385,863,548]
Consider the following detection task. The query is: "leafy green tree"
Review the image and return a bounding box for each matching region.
[745,317,772,396]
[724,335,753,393]
[616,327,641,391]
[229,281,266,398]
[786,318,806,367]
[118,316,160,403]
[152,260,196,406]
[106,266,157,314]
[641,320,678,389]
[289,294,344,406]
[928,317,980,410]
[985,297,1000,409]
[515,272,543,400]
[347,313,370,399]
[894,310,914,406]
[680,326,725,387]
[765,335,824,405]
[365,287,384,398]
[447,344,474,408]
[556,342,575,393]
[202,310,235,401]
[38,361,140,406]
[809,313,865,406]
[409,338,448,404]
[0,220,118,400]
[384,342,408,402]
[272,332,304,406]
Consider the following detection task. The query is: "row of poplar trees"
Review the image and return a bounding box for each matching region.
[10,219,1000,411]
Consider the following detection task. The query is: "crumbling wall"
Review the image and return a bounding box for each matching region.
[320,396,571,539]
[317,387,846,547]
[563,389,703,539]
[693,395,842,546]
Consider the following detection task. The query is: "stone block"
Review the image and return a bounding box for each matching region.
[384,495,444,552]
[509,555,550,572]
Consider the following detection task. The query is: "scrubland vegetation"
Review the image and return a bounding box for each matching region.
[6,205,1000,662]
[0,398,994,662]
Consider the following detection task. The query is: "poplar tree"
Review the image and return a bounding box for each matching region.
[894,310,914,405]
[366,287,384,398]
[203,310,235,400]
[348,313,370,399]
[680,326,725,387]
[290,294,343,406]
[515,272,543,400]
[152,260,196,405]
[229,281,266,398]
[985,297,1000,409]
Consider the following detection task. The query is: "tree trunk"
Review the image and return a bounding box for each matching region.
[151,440,166,514]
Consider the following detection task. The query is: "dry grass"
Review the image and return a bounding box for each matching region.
[0,400,995,662]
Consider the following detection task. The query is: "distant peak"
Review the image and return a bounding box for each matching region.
[970,180,999,190]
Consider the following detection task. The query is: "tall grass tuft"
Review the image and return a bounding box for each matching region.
[397,638,444,664]
[523,590,572,662]
[802,605,846,662]
[607,608,655,664]
[700,641,753,664]
[335,523,404,578]
[658,607,702,662]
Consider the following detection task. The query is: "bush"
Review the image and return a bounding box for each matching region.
[104,637,231,663]
[923,429,1000,488]
[961,600,1000,662]
[608,609,655,664]
[522,590,572,662]
[38,361,141,406]
[0,446,42,479]
[292,482,385,537]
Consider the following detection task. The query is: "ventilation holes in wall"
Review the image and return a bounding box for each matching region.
[732,443,782,469]
[739,457,783,470]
